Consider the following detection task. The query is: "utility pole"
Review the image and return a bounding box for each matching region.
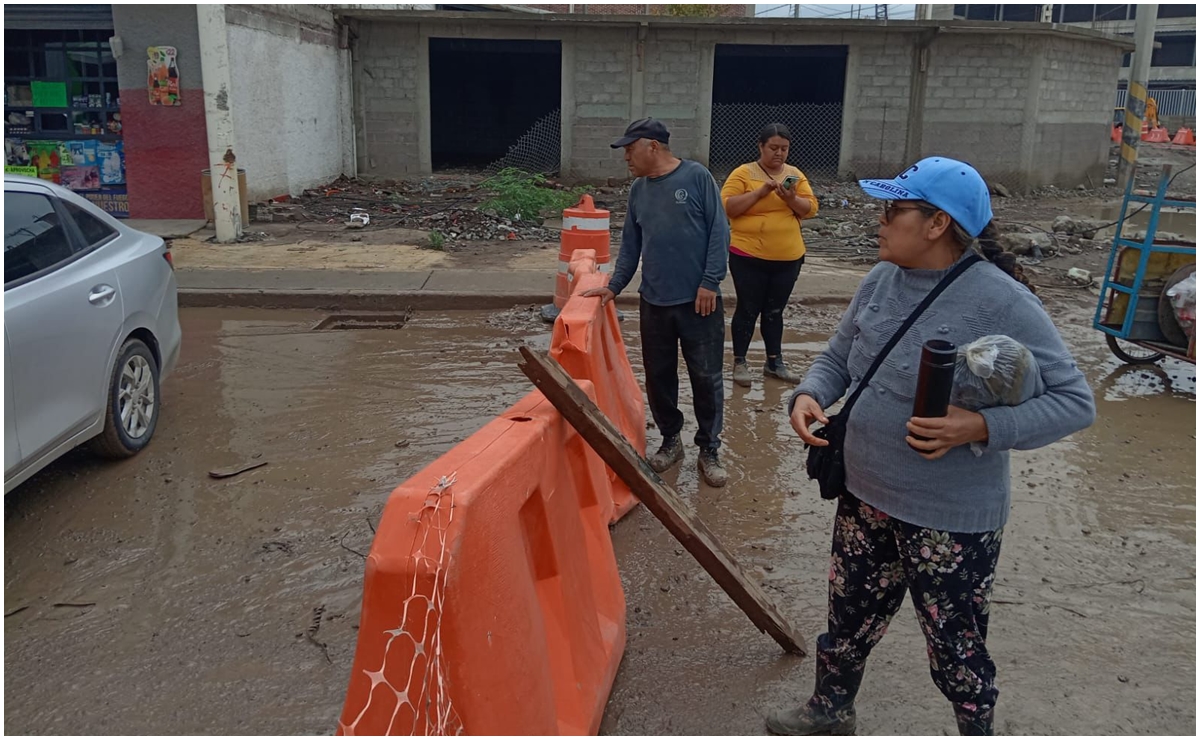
[1117,3,1157,191]
[792,3,799,18]
[197,4,243,243]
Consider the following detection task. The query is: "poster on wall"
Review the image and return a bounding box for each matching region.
[5,165,38,177]
[83,188,129,217]
[98,141,125,185]
[26,140,62,183]
[62,166,101,190]
[5,138,31,166]
[148,46,181,106]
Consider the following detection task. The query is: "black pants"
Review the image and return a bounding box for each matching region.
[812,492,1002,731]
[728,253,804,359]
[639,297,725,450]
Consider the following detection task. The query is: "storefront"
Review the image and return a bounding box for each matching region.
[4,6,128,217]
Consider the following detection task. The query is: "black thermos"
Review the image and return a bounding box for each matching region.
[909,339,957,450]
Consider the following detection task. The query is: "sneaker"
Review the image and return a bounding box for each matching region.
[647,435,684,473]
[765,703,857,736]
[732,358,753,388]
[698,447,728,487]
[764,359,802,384]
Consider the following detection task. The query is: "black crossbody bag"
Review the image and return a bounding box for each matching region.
[805,255,981,500]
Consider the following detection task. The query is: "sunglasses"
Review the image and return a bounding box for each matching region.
[882,202,931,223]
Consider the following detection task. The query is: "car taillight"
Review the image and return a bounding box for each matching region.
[163,250,175,270]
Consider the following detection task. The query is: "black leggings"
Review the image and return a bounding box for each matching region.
[728,252,804,359]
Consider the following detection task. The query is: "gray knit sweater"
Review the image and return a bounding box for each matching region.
[789,253,1096,532]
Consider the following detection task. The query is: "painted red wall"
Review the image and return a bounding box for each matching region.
[120,88,210,219]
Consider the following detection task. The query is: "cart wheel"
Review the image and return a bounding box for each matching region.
[1106,335,1166,365]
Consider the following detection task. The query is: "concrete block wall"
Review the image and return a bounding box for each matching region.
[642,29,705,162]
[570,28,634,178]
[226,5,355,200]
[347,15,1128,190]
[845,36,914,178]
[921,35,1032,185]
[354,21,423,176]
[1034,38,1124,187]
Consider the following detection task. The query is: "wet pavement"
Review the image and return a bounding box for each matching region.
[4,296,1195,735]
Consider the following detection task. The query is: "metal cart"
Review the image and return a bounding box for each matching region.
[1093,164,1196,365]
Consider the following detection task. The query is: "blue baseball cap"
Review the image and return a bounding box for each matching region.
[858,157,994,238]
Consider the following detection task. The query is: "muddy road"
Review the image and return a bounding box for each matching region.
[4,295,1195,735]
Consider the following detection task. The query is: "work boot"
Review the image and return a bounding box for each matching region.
[733,358,753,388]
[953,704,995,736]
[767,640,862,736]
[764,358,803,384]
[698,447,728,487]
[647,435,684,473]
[765,701,856,736]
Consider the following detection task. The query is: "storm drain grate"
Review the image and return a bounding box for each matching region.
[312,311,412,331]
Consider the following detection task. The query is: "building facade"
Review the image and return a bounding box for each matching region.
[941,4,1196,121]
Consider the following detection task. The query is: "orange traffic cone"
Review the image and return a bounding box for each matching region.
[1172,127,1196,146]
[1144,126,1170,143]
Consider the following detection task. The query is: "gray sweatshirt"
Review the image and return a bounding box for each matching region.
[608,160,730,306]
[789,253,1096,532]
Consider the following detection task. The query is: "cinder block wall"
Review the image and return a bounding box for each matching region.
[350,16,1127,191]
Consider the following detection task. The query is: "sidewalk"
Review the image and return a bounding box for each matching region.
[177,261,868,311]
[162,221,869,310]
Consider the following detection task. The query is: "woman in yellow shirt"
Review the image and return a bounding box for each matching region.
[721,123,819,387]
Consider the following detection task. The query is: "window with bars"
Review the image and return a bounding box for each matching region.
[4,29,122,139]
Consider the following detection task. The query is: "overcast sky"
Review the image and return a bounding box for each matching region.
[753,4,919,20]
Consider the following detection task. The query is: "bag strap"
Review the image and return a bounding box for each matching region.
[842,254,982,417]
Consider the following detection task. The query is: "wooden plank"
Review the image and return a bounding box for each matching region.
[517,346,806,656]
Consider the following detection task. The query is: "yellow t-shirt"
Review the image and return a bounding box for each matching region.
[720,162,819,261]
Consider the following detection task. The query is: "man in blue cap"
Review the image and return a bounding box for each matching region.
[582,118,731,487]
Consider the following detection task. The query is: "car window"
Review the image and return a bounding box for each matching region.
[4,192,75,285]
[64,200,118,247]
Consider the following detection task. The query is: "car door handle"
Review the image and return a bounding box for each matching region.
[88,285,117,305]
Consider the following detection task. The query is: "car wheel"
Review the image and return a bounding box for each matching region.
[90,338,160,459]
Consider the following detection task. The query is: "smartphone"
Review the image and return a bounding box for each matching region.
[781,175,799,190]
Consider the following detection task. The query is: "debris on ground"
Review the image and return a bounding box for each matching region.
[209,461,269,479]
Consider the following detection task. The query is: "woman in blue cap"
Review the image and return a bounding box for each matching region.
[768,158,1095,736]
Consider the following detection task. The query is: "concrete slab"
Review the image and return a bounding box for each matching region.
[126,219,208,239]
[422,269,556,294]
[177,269,432,292]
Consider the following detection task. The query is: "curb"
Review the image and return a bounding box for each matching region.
[179,289,857,312]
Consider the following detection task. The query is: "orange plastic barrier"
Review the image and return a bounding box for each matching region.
[1172,127,1196,146]
[1143,126,1170,143]
[550,249,646,523]
[338,387,625,736]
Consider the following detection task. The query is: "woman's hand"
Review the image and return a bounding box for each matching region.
[775,181,798,201]
[905,406,990,460]
[789,394,829,447]
[758,180,780,198]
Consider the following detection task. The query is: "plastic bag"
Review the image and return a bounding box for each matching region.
[952,335,1045,456]
[1166,273,1196,340]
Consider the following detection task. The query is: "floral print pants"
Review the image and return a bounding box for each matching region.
[813,492,1003,731]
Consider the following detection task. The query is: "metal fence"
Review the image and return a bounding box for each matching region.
[708,102,844,179]
[486,108,562,175]
[1113,88,1196,118]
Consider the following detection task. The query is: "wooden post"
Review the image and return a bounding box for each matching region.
[517,346,806,656]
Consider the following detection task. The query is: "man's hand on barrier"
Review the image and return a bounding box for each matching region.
[581,286,616,305]
[695,287,718,316]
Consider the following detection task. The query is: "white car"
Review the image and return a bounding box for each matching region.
[4,175,181,493]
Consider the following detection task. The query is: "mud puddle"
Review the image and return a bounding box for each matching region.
[5,298,1195,735]
[3,308,548,735]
